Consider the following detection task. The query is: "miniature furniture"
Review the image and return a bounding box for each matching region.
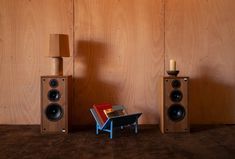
[90,105,142,139]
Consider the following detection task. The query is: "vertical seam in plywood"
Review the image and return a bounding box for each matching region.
[72,0,75,126]
[163,0,166,75]
[72,0,75,77]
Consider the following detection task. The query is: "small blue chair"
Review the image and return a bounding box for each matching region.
[90,105,142,139]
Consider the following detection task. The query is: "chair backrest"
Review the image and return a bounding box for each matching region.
[93,103,112,125]
[90,108,102,127]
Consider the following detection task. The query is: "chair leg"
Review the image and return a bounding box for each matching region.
[110,121,113,139]
[96,123,99,135]
[135,120,138,134]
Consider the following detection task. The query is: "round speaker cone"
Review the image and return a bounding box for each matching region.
[45,103,63,121]
[47,89,61,102]
[49,79,59,88]
[171,79,181,88]
[168,104,185,122]
[170,90,183,102]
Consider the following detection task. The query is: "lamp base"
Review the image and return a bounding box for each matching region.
[51,57,63,76]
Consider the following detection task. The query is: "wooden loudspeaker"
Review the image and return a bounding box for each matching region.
[41,75,72,134]
[159,77,189,133]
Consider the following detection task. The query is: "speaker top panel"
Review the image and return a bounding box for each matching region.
[163,76,189,80]
[41,76,72,88]
[163,77,189,86]
[41,75,72,78]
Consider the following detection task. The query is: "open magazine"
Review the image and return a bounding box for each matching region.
[103,108,127,118]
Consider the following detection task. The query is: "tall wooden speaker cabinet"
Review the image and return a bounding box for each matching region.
[41,75,72,134]
[159,76,189,133]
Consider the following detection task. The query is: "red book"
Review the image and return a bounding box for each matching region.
[93,103,112,125]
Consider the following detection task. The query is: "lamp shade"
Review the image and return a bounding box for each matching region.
[48,34,70,57]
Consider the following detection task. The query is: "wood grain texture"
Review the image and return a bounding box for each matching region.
[165,0,235,124]
[74,0,164,125]
[1,0,235,125]
[0,0,73,124]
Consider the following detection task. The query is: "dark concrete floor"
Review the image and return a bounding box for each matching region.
[0,125,235,159]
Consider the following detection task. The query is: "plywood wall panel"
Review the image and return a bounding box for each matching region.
[1,0,235,125]
[0,0,73,124]
[165,0,235,124]
[74,0,164,125]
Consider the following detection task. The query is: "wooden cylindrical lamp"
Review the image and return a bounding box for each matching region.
[48,34,70,75]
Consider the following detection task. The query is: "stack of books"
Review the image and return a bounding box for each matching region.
[93,103,127,125]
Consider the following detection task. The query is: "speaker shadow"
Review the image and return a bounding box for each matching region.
[71,40,119,129]
[189,65,235,130]
[190,124,227,133]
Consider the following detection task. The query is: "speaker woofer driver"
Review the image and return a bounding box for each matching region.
[168,104,185,122]
[47,89,61,102]
[45,103,63,121]
[170,90,183,102]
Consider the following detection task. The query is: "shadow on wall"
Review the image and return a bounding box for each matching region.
[189,65,235,124]
[72,40,119,126]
